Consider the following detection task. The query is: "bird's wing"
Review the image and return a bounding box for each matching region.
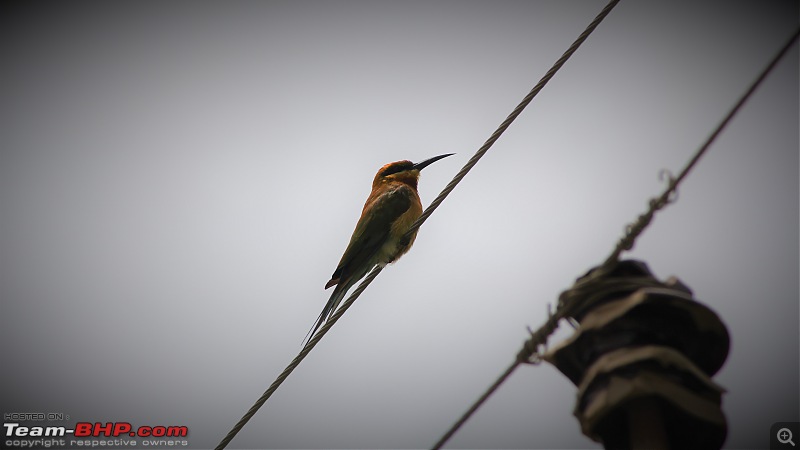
[326,184,413,288]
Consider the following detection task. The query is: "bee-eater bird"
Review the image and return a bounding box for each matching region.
[305,153,454,343]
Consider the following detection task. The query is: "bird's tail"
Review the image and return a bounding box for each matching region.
[302,282,350,347]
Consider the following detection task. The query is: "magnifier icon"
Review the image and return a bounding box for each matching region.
[778,428,796,446]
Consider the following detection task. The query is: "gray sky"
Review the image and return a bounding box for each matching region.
[1,1,798,449]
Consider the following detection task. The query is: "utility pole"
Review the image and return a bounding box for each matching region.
[545,260,730,450]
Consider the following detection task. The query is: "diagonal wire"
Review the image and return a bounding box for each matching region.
[602,25,800,269]
[216,0,622,447]
[404,0,621,238]
[214,267,383,450]
[430,25,800,450]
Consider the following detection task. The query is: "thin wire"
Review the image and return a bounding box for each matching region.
[428,1,624,447]
[430,25,800,450]
[218,0,626,447]
[604,25,800,269]
[215,1,625,447]
[214,267,383,450]
[403,0,622,240]
[431,361,519,449]
[430,304,565,449]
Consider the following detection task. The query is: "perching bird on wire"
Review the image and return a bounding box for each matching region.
[305,154,454,344]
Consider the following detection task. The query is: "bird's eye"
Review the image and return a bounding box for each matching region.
[380,162,413,177]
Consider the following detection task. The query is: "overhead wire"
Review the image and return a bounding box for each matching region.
[430,25,800,450]
[404,0,622,238]
[214,267,383,450]
[214,0,623,448]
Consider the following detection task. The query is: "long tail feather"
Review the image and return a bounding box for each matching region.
[302,261,376,347]
[302,284,349,347]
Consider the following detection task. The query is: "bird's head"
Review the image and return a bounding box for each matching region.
[372,153,454,189]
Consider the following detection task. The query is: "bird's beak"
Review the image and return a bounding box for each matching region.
[413,153,454,171]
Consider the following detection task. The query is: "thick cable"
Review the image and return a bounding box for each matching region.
[403,0,621,239]
[431,25,800,450]
[602,25,800,268]
[215,0,626,446]
[214,267,383,450]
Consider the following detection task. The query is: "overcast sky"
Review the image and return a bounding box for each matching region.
[1,1,798,449]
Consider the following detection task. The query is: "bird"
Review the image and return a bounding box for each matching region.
[304,153,454,344]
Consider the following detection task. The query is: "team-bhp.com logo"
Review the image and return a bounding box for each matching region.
[5,422,188,438]
[76,422,187,438]
[5,421,189,448]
